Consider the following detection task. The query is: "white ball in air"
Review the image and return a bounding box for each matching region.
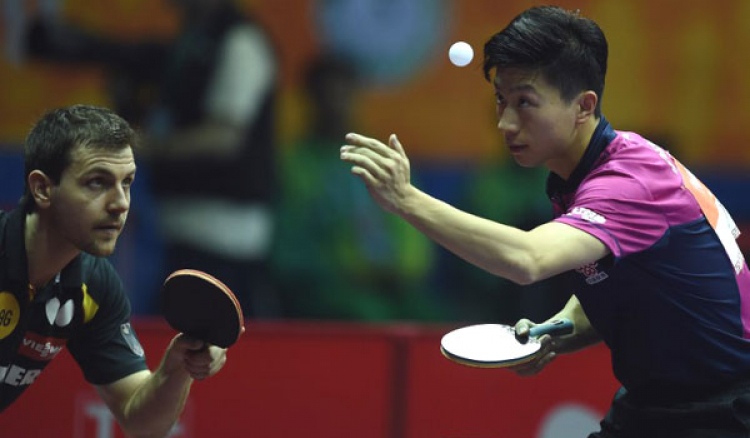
[449,41,474,67]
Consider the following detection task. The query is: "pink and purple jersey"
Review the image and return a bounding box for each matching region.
[548,118,750,396]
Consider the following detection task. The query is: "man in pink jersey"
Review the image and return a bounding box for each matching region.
[340,5,750,437]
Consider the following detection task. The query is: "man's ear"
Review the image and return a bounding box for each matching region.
[28,170,53,210]
[576,91,598,124]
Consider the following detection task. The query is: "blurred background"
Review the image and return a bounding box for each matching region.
[1,0,749,326]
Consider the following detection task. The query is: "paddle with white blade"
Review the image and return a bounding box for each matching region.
[440,319,573,368]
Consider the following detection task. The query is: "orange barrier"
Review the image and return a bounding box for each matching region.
[1,319,619,437]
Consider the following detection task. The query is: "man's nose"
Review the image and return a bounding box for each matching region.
[107,186,129,214]
[496,107,519,133]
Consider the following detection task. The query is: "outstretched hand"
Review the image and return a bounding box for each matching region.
[340,133,414,215]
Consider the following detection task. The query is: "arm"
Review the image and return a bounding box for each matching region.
[95,335,227,438]
[340,133,610,284]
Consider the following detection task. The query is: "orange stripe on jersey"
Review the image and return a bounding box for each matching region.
[674,159,719,228]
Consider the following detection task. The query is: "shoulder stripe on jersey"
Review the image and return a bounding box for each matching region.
[675,159,745,274]
[81,284,99,324]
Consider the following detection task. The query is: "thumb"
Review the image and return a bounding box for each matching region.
[514,318,536,338]
[389,133,406,157]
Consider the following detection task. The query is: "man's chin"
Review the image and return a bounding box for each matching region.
[511,156,538,168]
[83,241,117,257]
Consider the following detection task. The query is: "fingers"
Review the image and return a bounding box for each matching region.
[514,318,534,342]
[509,319,558,377]
[350,166,378,186]
[169,335,228,380]
[341,133,410,183]
[511,335,556,376]
[341,132,405,172]
[344,133,401,158]
[173,334,206,352]
[512,350,558,377]
[341,147,392,181]
[184,346,227,380]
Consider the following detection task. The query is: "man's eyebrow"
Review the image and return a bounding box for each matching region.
[508,83,537,93]
[493,76,538,94]
[81,166,137,177]
[495,83,538,94]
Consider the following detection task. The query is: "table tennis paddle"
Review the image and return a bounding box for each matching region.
[440,318,573,368]
[160,269,244,348]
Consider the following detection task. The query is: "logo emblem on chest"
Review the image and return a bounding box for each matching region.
[576,262,609,285]
[45,297,74,327]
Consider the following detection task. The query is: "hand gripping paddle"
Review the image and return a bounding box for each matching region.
[160,269,244,348]
[440,319,573,368]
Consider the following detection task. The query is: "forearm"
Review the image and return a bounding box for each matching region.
[118,367,193,438]
[341,132,608,284]
[399,187,541,284]
[546,294,601,354]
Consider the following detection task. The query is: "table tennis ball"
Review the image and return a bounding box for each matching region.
[449,41,474,67]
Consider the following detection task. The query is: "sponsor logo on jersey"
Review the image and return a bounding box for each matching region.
[646,141,679,174]
[121,322,144,357]
[0,291,20,339]
[18,331,66,361]
[576,262,609,285]
[567,207,606,224]
[0,364,42,387]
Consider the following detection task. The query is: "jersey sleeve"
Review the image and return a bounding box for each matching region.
[553,169,670,258]
[67,258,148,385]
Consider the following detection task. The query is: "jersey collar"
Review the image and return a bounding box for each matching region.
[546,116,617,198]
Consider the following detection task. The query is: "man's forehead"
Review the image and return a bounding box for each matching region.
[493,69,542,92]
[69,144,136,172]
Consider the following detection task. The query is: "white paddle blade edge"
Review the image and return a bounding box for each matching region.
[440,324,542,368]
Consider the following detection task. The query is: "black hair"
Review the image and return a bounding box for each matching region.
[22,104,137,211]
[483,6,608,116]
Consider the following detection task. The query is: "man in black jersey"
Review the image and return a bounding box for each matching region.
[0,105,228,437]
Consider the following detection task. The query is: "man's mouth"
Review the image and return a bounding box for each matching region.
[95,223,123,232]
[508,144,527,153]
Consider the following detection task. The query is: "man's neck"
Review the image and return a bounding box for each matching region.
[547,117,600,180]
[25,213,78,288]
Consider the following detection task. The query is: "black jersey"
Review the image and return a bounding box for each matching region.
[0,208,148,412]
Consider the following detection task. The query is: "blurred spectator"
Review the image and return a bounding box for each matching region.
[27,0,279,317]
[272,55,440,320]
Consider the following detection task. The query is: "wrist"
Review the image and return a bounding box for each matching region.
[397,185,422,217]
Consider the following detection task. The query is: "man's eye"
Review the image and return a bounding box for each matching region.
[518,98,530,107]
[87,178,107,189]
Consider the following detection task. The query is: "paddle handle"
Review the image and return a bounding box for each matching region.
[528,318,574,338]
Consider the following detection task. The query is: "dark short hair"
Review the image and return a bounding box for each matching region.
[483,6,608,116]
[22,104,137,211]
